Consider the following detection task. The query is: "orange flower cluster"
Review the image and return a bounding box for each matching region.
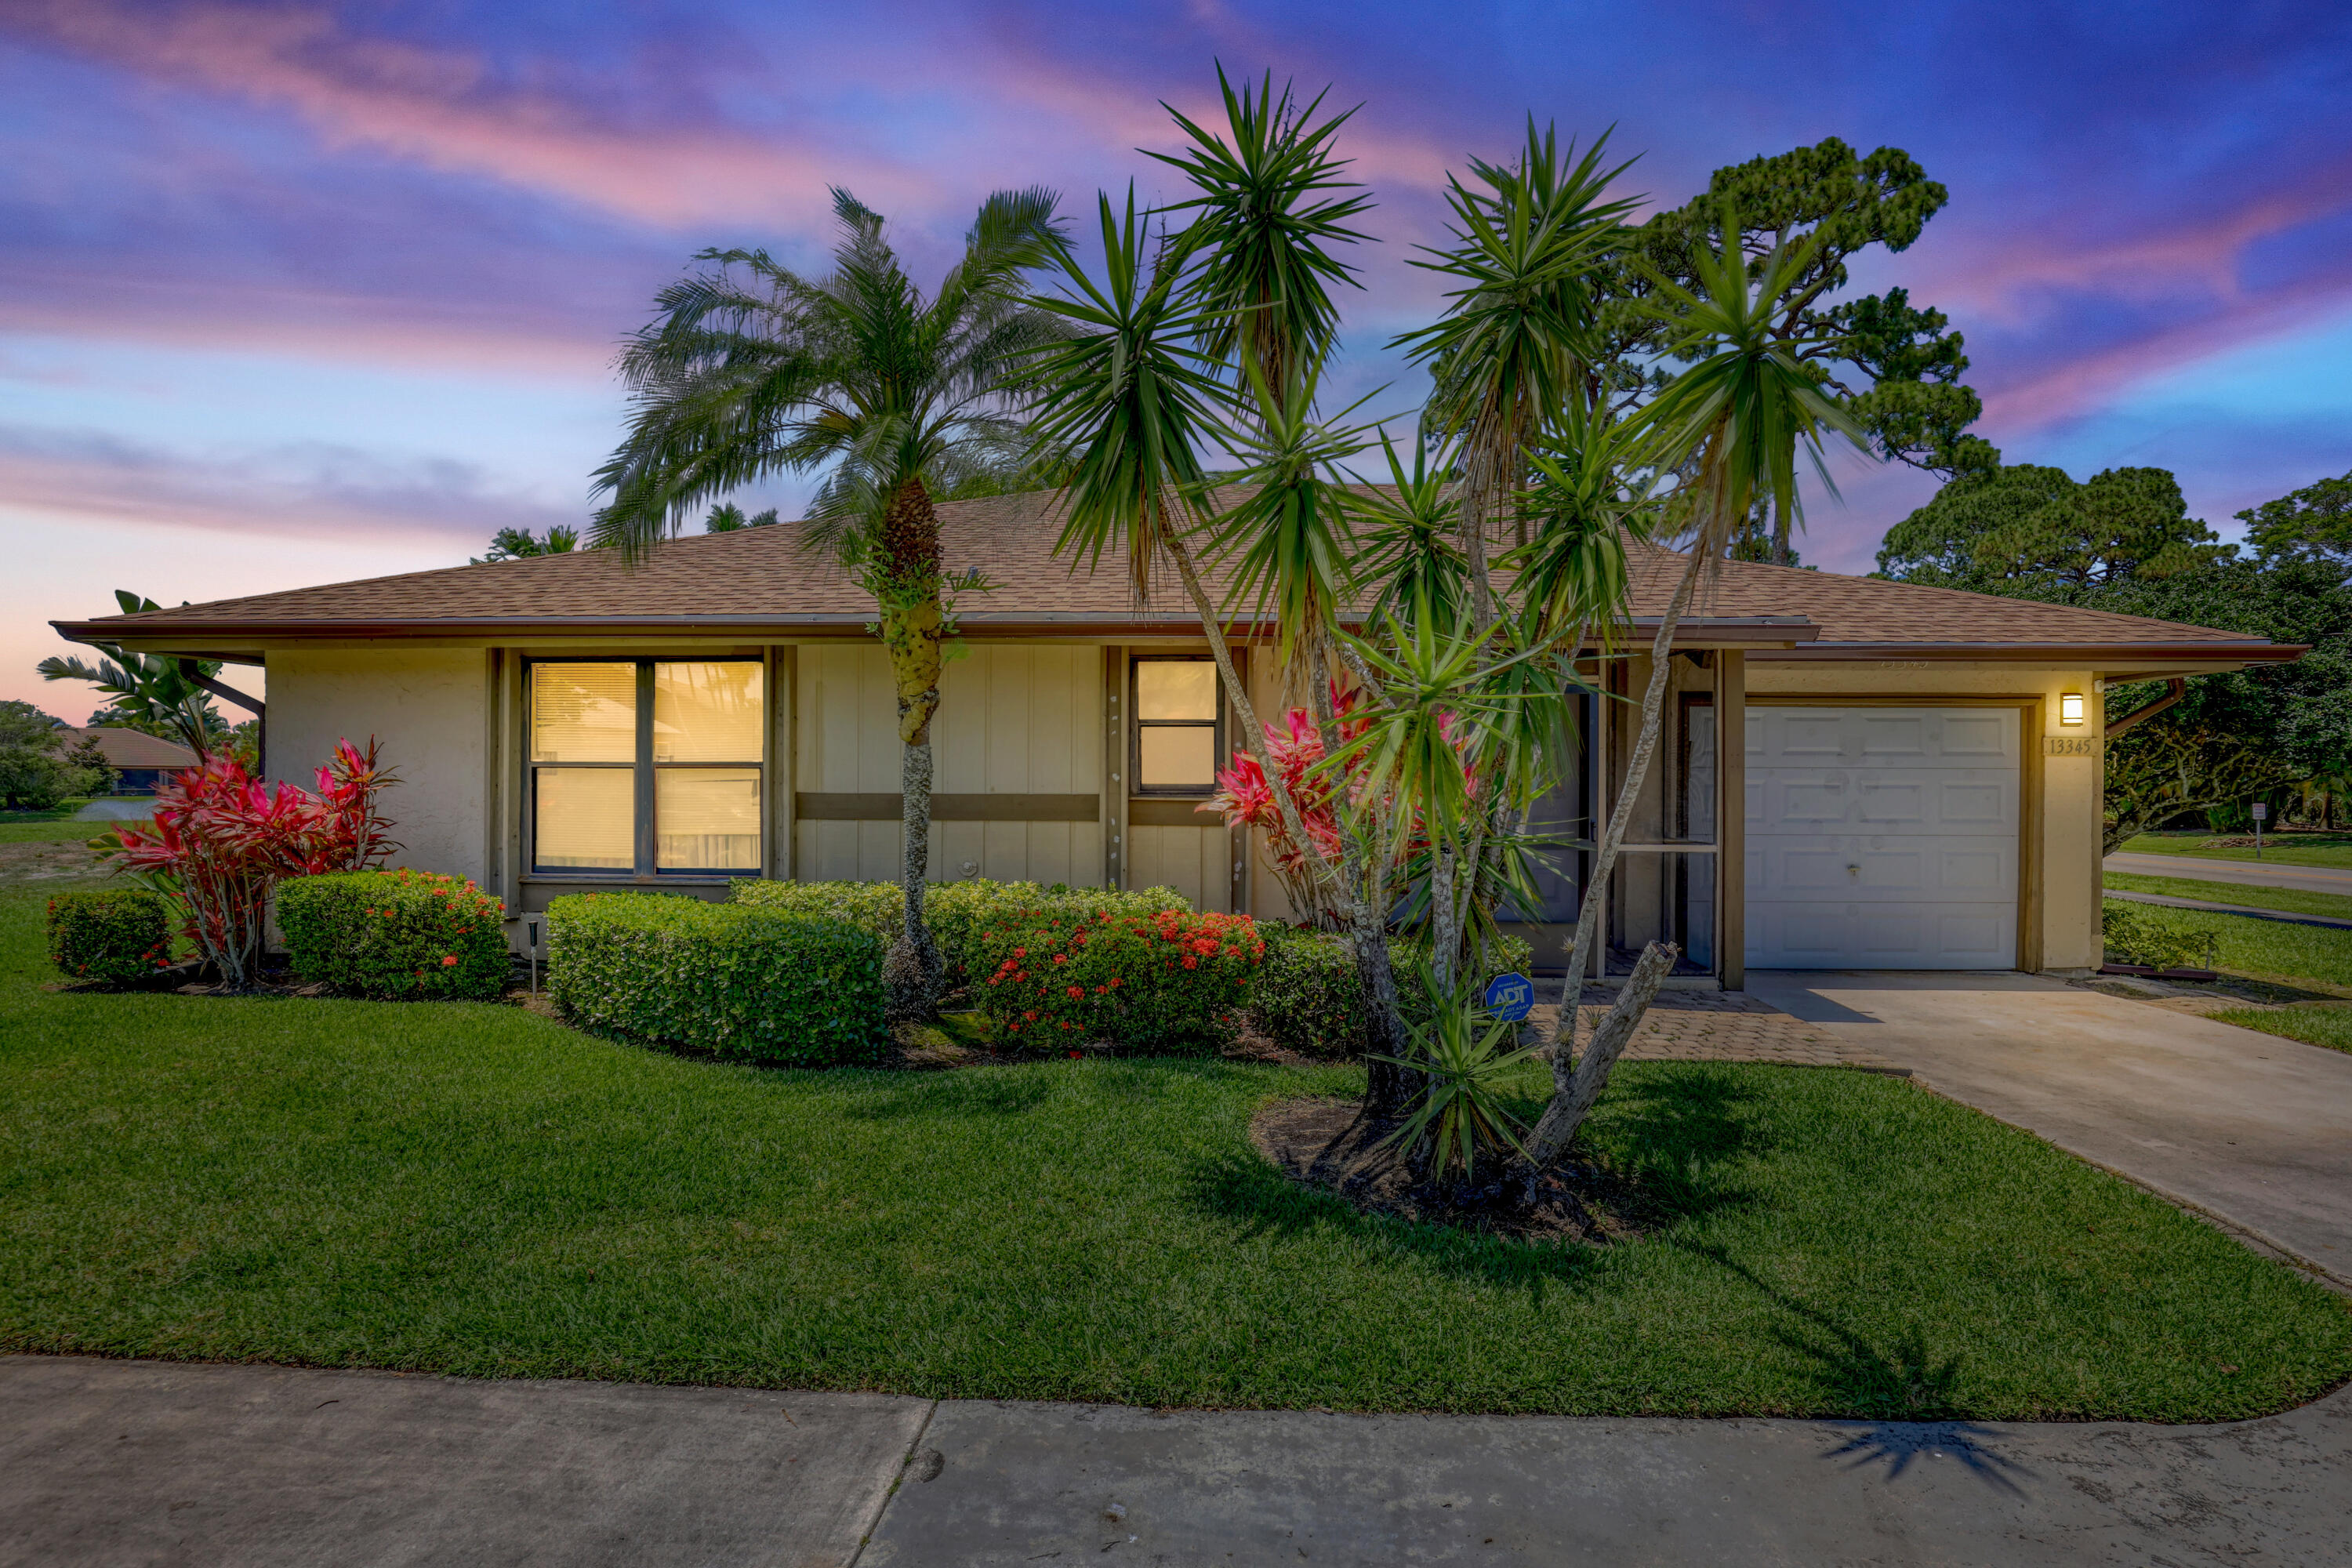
[976,906,1263,1048]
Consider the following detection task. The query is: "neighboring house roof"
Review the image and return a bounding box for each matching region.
[61,727,199,768]
[53,488,2301,673]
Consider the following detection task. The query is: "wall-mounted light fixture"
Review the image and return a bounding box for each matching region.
[2059,691,2086,726]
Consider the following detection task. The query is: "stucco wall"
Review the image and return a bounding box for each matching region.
[266,648,490,887]
[1746,659,2103,973]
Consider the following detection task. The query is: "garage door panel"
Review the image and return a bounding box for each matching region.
[1746,706,2019,970]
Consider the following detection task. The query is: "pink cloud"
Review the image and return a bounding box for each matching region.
[14,0,937,228]
[0,426,573,546]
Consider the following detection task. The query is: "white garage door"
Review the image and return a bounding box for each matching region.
[1746,706,2019,970]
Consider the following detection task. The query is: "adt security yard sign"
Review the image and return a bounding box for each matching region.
[1483,971,1535,1023]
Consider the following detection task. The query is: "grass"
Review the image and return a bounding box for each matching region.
[3,879,2347,1421]
[2102,896,2352,990]
[2208,1007,2352,1057]
[2103,871,2352,924]
[0,818,136,848]
[2117,831,2352,870]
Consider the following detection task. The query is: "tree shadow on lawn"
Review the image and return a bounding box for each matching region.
[1671,1237,2034,1494]
[1181,1063,1776,1298]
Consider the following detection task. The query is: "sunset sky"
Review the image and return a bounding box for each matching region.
[6,0,2349,720]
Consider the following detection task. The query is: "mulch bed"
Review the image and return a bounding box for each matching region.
[1250,1095,1661,1247]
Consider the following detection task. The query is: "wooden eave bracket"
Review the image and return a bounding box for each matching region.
[2104,677,2187,739]
[177,658,266,718]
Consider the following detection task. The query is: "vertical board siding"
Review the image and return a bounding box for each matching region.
[796,643,1103,887]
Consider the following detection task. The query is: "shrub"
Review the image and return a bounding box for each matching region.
[1250,926,1537,1056]
[731,878,904,944]
[928,880,1191,986]
[729,877,1195,990]
[45,889,171,983]
[278,869,510,1000]
[105,738,399,988]
[2102,902,2220,971]
[548,892,886,1066]
[972,904,1261,1051]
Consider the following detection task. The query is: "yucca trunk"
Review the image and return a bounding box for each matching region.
[876,476,947,1022]
[1165,530,1414,1113]
[1525,555,1703,1166]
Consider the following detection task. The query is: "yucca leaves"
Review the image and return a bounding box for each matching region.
[1016,187,1231,601]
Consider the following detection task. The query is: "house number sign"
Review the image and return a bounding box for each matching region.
[2044,735,2100,756]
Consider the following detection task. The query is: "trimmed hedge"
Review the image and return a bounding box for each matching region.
[729,877,1193,989]
[1251,926,1538,1057]
[278,869,511,1000]
[731,878,903,945]
[45,889,171,983]
[548,891,885,1067]
[973,905,1262,1051]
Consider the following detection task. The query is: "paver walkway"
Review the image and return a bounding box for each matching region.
[1529,986,1905,1073]
[9,1355,2349,1567]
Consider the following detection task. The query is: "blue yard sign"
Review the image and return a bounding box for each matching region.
[1483,971,1535,1023]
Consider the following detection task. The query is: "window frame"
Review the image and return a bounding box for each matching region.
[524,656,766,878]
[1129,654,1225,798]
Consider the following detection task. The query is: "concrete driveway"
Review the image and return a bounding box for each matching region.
[2105,851,2352,897]
[1745,970,2352,1286]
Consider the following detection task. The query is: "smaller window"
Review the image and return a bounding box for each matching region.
[1132,656,1223,795]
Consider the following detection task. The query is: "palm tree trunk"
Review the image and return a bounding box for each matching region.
[1526,557,1701,1167]
[877,477,947,1022]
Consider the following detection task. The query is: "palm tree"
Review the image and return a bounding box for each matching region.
[39,591,230,758]
[592,186,1066,1019]
[1524,209,1870,1165]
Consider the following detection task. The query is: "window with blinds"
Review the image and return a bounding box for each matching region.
[1131,656,1223,795]
[528,659,764,875]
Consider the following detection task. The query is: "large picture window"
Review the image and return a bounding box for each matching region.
[1131,656,1223,796]
[528,659,764,875]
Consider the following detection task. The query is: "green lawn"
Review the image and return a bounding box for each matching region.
[2103,871,2352,924]
[2118,831,2352,870]
[0,818,136,848]
[4,879,2345,1421]
[2102,895,2352,990]
[2209,1007,2352,1057]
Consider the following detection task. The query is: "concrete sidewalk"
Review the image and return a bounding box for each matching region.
[0,1356,927,1568]
[1745,970,2352,1287]
[9,1355,2350,1567]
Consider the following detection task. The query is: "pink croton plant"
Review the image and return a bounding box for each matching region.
[105,738,400,989]
[1200,681,1462,924]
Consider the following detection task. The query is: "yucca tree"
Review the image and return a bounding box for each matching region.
[1525,208,1870,1165]
[593,187,1066,1018]
[1394,124,1638,629]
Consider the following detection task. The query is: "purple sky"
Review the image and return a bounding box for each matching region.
[7,0,2350,721]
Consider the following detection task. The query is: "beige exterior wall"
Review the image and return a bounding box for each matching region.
[265,647,492,888]
[260,637,2111,972]
[1746,659,2104,973]
[795,641,1107,889]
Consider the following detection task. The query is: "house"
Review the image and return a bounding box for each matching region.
[59,727,200,793]
[53,491,2303,985]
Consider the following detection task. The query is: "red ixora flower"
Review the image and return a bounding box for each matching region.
[1066,985,1083,998]
[441,955,459,967]
[1068,1049,1082,1058]
[1182,955,1198,969]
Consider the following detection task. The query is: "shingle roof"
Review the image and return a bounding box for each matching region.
[54,487,2295,664]
[63,728,201,768]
